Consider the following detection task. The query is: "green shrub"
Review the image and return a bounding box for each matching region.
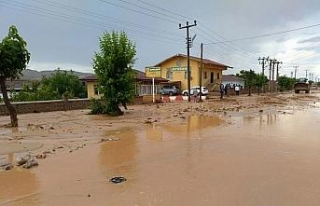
[90,98,104,114]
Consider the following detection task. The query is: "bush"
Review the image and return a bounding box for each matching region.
[89,98,104,114]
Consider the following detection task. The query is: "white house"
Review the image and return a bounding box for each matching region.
[222,75,245,88]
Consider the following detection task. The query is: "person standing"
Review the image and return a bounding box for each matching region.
[220,84,224,99]
[224,84,228,96]
[235,84,240,96]
[193,88,198,103]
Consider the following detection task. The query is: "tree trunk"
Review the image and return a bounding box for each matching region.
[106,101,123,116]
[248,86,252,96]
[0,78,18,127]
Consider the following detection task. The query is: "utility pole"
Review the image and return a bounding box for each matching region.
[269,59,272,91]
[179,20,197,102]
[293,65,299,79]
[271,59,276,92]
[258,56,269,93]
[305,70,309,80]
[199,43,203,102]
[275,61,282,92]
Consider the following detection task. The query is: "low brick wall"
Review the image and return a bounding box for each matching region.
[0,99,91,116]
[0,96,150,116]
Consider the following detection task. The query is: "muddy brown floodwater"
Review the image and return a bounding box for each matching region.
[1,92,320,206]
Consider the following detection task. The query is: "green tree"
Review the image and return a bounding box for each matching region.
[41,69,86,98]
[278,76,295,91]
[237,69,256,96]
[93,31,136,116]
[13,70,86,101]
[0,26,30,127]
[255,73,268,94]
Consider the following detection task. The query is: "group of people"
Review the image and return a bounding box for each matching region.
[220,83,240,99]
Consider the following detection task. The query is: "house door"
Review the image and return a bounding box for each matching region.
[210,72,214,83]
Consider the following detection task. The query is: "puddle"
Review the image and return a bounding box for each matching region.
[1,110,320,205]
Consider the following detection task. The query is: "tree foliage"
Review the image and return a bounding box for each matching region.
[93,31,136,116]
[278,76,295,92]
[237,69,256,96]
[255,73,268,94]
[12,70,86,101]
[236,69,269,95]
[0,25,30,127]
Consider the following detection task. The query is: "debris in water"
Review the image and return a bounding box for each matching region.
[109,176,127,184]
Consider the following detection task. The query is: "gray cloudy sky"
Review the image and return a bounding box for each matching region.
[1,0,320,80]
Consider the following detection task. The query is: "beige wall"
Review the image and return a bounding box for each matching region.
[86,81,102,99]
[146,56,225,90]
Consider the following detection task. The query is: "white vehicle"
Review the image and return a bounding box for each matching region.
[182,86,209,96]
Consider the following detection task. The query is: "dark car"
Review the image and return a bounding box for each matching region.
[160,85,180,96]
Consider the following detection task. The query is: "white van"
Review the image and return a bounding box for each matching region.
[182,86,209,96]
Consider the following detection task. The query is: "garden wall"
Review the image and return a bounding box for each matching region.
[0,97,146,116]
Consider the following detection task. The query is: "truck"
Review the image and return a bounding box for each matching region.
[294,78,311,94]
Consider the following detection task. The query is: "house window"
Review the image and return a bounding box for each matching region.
[217,73,220,80]
[204,71,207,79]
[166,70,173,80]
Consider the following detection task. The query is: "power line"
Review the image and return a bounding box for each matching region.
[0,0,183,44]
[116,0,185,22]
[205,22,320,45]
[136,0,188,21]
[198,23,257,59]
[29,0,179,37]
[97,0,178,24]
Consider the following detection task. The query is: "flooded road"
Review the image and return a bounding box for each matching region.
[1,103,320,205]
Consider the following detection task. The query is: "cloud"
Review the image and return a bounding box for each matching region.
[298,36,320,44]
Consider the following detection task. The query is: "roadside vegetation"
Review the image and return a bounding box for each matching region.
[92,31,136,116]
[12,69,87,101]
[0,25,30,127]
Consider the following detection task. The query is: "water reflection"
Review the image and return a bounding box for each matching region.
[243,113,278,128]
[99,129,138,183]
[149,115,223,140]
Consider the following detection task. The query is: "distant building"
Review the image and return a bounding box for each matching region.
[222,75,245,88]
[80,69,168,99]
[0,80,29,99]
[145,54,232,92]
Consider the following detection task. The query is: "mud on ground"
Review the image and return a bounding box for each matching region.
[1,91,320,206]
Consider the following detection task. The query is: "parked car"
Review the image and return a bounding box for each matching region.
[182,86,209,96]
[160,85,180,96]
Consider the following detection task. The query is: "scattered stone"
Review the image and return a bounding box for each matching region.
[35,154,47,159]
[144,120,152,124]
[43,150,52,154]
[4,164,13,171]
[0,160,13,171]
[16,154,39,169]
[22,159,38,169]
[16,156,29,166]
[259,110,264,113]
[99,136,120,143]
[87,194,91,198]
[49,126,55,130]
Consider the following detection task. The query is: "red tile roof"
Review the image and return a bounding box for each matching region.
[80,69,168,82]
